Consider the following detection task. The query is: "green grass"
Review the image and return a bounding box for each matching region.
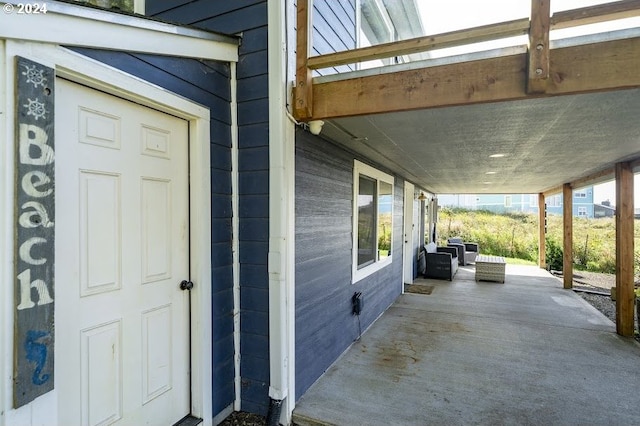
[437,208,640,277]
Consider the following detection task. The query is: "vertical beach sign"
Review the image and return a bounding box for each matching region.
[13,56,55,407]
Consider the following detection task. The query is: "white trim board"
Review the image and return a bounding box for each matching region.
[0,1,238,62]
[1,40,213,426]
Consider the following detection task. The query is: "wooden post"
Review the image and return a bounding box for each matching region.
[615,162,635,336]
[528,0,550,94]
[538,193,546,268]
[562,183,573,289]
[294,0,313,120]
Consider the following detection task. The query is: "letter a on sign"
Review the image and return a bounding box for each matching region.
[14,56,55,408]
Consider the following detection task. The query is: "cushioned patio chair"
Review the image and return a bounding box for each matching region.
[447,237,479,265]
[420,242,458,281]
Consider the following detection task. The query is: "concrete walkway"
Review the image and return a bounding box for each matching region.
[292,265,640,426]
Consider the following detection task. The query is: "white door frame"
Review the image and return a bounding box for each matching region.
[1,41,214,425]
[403,181,415,286]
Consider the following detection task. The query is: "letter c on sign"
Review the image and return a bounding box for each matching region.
[19,237,47,265]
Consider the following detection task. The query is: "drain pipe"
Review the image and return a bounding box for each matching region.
[266,398,283,426]
[266,0,296,424]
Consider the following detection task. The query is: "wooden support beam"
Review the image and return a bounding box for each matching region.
[307,18,530,70]
[293,0,313,121]
[538,193,547,269]
[615,162,635,336]
[528,0,550,94]
[310,36,640,120]
[551,0,640,30]
[562,183,573,289]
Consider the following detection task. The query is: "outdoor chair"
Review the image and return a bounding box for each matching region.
[447,237,479,265]
[420,242,458,281]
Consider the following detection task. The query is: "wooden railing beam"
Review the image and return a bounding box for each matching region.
[551,0,640,30]
[307,18,530,70]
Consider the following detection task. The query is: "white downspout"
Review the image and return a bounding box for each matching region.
[267,0,296,424]
[230,61,241,413]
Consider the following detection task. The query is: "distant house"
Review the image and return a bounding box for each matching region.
[594,200,616,218]
[439,186,600,218]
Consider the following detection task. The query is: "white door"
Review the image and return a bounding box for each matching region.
[403,182,415,284]
[55,79,191,426]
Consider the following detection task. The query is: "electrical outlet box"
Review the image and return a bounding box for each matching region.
[352,292,363,315]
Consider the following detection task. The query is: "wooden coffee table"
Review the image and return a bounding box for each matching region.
[475,255,506,283]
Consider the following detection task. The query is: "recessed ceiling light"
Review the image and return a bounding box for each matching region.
[485,171,497,175]
[490,153,506,158]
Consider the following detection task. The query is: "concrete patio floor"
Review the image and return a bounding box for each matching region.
[292,264,640,426]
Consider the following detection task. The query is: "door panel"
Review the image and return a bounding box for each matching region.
[55,79,190,426]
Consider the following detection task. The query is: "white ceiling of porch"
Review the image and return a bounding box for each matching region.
[320,87,640,195]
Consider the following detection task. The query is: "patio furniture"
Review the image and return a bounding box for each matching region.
[422,242,458,281]
[447,237,479,265]
[475,255,506,283]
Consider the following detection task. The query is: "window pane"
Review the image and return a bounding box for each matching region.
[357,176,376,268]
[378,181,393,260]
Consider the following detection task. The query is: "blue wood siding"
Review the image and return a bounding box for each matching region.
[68,46,237,416]
[295,128,404,399]
[146,0,271,416]
[312,0,357,75]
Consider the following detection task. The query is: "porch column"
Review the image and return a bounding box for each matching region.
[538,193,546,269]
[562,183,573,289]
[615,162,635,336]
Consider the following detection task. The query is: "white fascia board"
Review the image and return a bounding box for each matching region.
[0,1,238,62]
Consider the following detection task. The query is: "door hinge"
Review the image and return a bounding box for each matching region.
[180,280,194,291]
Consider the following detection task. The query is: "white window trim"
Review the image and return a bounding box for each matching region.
[577,206,588,216]
[352,160,394,283]
[575,191,587,198]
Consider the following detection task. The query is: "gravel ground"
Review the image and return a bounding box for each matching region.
[559,270,639,339]
[219,271,639,426]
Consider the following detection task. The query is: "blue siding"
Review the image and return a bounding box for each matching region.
[295,128,404,399]
[312,0,357,76]
[68,46,236,416]
[146,0,272,415]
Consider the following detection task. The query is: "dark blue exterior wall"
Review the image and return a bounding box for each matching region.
[68,47,237,416]
[295,128,404,399]
[146,0,271,416]
[312,0,357,75]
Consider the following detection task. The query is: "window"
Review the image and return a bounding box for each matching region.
[529,194,538,207]
[504,195,512,207]
[575,191,587,198]
[353,160,394,282]
[577,206,588,217]
[548,195,562,207]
